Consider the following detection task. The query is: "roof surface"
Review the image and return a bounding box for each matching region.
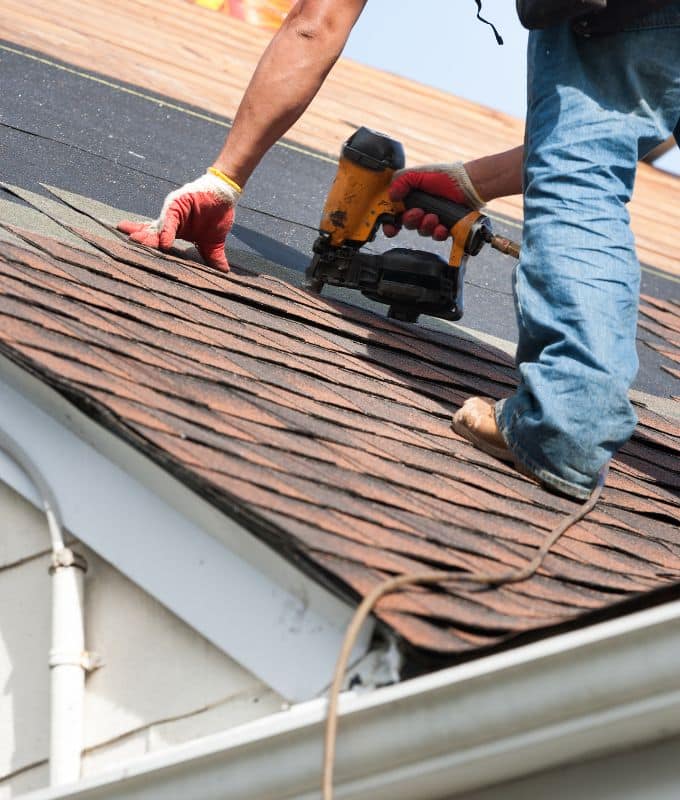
[1,0,679,674]
[2,203,679,668]
[1,39,674,398]
[1,0,679,276]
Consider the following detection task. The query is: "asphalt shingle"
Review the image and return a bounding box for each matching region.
[1,214,680,668]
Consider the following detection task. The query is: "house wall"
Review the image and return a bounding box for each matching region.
[0,482,283,797]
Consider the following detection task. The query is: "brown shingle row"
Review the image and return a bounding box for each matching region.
[55,225,516,369]
[64,228,519,374]
[639,303,680,341]
[7,289,670,575]
[1,228,679,660]
[639,318,680,348]
[5,229,516,399]
[2,241,676,532]
[637,295,680,392]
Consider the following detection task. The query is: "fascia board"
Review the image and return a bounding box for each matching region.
[15,597,680,799]
[18,597,680,800]
[0,355,373,702]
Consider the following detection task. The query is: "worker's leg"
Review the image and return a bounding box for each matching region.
[496,12,680,499]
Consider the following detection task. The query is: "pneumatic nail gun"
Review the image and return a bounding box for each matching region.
[305,127,520,324]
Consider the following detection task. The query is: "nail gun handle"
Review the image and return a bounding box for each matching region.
[403,191,474,231]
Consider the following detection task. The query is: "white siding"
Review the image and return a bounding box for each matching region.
[0,481,54,567]
[0,550,51,788]
[0,483,283,797]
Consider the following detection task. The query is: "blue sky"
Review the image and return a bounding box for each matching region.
[343,0,680,174]
[345,1,529,119]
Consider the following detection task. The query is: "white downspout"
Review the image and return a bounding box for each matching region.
[0,429,93,786]
[48,547,88,785]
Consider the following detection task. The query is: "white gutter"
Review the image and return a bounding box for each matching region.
[19,595,680,800]
[0,429,92,787]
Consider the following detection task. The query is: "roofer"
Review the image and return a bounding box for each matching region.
[118,0,680,501]
[117,0,522,272]
[449,1,680,499]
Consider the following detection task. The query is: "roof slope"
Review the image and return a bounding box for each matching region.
[1,0,679,276]
[1,212,679,669]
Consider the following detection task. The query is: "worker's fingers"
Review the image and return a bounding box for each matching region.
[418,213,439,237]
[117,220,148,235]
[128,226,161,248]
[159,204,182,251]
[384,214,448,240]
[432,224,449,242]
[402,208,425,230]
[198,241,230,273]
[389,170,466,206]
[389,171,428,201]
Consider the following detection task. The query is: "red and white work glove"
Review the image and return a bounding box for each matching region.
[384,162,485,241]
[117,167,241,273]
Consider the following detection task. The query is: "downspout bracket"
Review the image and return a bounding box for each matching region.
[49,650,103,672]
[50,547,88,573]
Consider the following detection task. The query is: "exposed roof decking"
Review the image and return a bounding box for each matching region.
[1,0,679,276]
[1,211,679,666]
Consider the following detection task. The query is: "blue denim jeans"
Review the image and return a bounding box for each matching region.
[496,5,680,499]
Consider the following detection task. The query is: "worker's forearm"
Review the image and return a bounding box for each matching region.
[213,0,366,188]
[464,145,524,202]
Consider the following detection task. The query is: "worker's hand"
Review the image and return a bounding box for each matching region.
[383,163,485,241]
[117,170,241,272]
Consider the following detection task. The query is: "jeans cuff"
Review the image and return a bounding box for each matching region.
[495,399,592,501]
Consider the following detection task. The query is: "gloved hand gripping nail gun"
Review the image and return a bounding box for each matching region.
[305,127,520,324]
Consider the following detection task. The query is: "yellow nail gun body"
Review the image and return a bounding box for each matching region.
[306,127,519,324]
